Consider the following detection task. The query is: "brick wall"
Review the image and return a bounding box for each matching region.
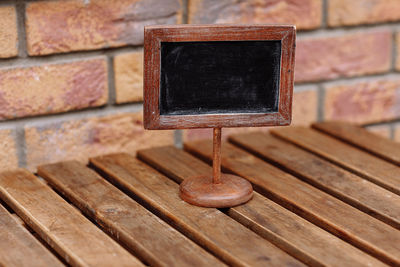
[0,0,399,172]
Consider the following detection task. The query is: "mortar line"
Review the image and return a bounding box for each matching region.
[303,71,400,88]
[392,31,398,71]
[298,23,400,39]
[392,122,400,141]
[15,0,27,58]
[0,46,143,69]
[321,0,328,29]
[316,84,325,122]
[389,124,395,140]
[182,0,188,24]
[294,84,319,92]
[0,103,144,128]
[174,130,183,149]
[15,126,27,168]
[14,0,27,168]
[106,55,116,105]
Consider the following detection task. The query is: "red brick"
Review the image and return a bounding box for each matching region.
[292,88,318,126]
[296,30,391,83]
[0,129,18,171]
[0,58,108,120]
[26,0,182,55]
[0,6,18,58]
[114,51,143,104]
[324,77,400,124]
[183,87,317,142]
[25,112,174,171]
[365,125,391,139]
[328,0,400,27]
[188,0,322,30]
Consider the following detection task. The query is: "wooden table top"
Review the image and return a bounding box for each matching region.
[1,122,399,267]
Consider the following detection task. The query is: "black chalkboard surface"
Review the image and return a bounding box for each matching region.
[160,40,282,115]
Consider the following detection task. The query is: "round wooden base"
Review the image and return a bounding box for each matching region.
[179,174,253,208]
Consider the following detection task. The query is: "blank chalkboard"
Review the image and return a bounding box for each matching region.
[160,40,282,115]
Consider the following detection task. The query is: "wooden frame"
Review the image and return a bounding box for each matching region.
[144,24,296,130]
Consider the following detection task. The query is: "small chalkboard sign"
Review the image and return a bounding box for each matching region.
[144,24,295,129]
[143,24,296,208]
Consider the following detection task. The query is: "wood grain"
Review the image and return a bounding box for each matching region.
[139,146,385,267]
[312,121,400,165]
[271,127,400,195]
[184,141,400,266]
[0,169,142,267]
[0,204,63,267]
[90,153,304,267]
[144,24,295,129]
[229,132,400,229]
[37,161,224,267]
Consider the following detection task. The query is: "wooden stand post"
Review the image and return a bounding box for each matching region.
[213,128,222,184]
[179,128,253,208]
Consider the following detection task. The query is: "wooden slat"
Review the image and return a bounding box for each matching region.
[139,146,387,267]
[271,127,400,195]
[184,141,400,266]
[0,169,142,267]
[229,132,400,229]
[313,121,400,165]
[0,204,63,267]
[38,161,224,267]
[90,153,304,267]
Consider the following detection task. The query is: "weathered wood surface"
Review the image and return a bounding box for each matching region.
[0,169,142,267]
[184,141,400,266]
[0,204,64,267]
[38,161,223,267]
[1,121,398,267]
[229,132,400,229]
[90,153,304,267]
[138,146,385,267]
[313,121,400,165]
[271,127,400,195]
